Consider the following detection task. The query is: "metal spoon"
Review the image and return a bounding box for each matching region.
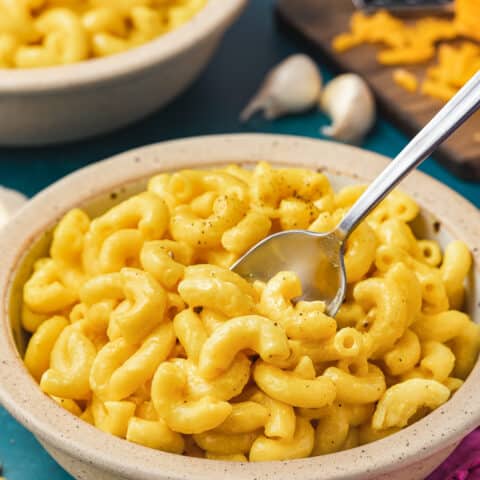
[232,70,480,316]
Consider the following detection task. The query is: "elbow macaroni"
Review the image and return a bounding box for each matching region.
[0,0,207,68]
[22,163,478,461]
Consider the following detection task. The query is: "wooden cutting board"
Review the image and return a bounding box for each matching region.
[276,0,480,181]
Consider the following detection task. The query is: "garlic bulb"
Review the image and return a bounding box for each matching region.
[319,73,376,143]
[240,54,323,122]
[0,186,27,229]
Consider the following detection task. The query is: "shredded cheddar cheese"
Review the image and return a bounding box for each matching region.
[428,42,480,88]
[455,0,480,40]
[378,45,435,65]
[333,1,480,102]
[423,42,480,101]
[421,79,458,102]
[332,11,456,64]
[393,69,418,93]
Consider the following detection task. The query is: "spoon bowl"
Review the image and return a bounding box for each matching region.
[232,230,346,315]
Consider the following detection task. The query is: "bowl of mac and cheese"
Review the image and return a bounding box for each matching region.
[0,134,479,480]
[0,0,246,146]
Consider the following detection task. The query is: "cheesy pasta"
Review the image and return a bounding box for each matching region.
[22,162,479,461]
[0,0,207,68]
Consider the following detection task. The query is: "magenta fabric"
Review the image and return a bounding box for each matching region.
[426,428,480,480]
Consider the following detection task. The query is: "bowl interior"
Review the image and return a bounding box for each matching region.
[10,166,479,359]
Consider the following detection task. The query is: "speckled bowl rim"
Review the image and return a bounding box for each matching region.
[0,134,479,480]
[0,0,246,93]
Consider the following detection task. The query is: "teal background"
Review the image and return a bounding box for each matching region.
[0,1,478,479]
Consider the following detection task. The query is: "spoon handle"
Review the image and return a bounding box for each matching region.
[337,69,480,239]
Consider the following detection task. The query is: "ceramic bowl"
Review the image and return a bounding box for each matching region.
[0,0,246,147]
[0,134,478,480]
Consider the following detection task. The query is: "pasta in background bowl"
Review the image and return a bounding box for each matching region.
[1,0,208,69]
[0,134,479,480]
[0,0,246,146]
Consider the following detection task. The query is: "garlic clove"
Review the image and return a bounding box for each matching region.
[319,73,376,143]
[240,54,323,122]
[0,186,28,229]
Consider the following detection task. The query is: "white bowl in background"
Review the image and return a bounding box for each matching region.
[0,0,246,146]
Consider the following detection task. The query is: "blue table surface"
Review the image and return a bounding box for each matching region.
[0,1,479,479]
